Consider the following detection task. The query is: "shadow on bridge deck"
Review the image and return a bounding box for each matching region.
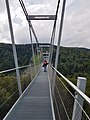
[3,68,55,120]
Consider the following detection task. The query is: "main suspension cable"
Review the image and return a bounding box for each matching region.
[18,0,39,44]
[19,0,28,19]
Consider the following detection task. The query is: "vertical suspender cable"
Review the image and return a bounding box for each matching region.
[52,0,66,97]
[19,0,28,19]
[49,0,61,64]
[28,21,36,74]
[18,0,38,73]
[30,25,39,44]
[30,26,40,65]
[5,0,22,96]
[36,42,40,65]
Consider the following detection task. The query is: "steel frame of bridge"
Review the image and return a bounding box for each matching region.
[3,0,66,119]
[1,0,90,120]
[3,68,56,120]
[5,0,65,96]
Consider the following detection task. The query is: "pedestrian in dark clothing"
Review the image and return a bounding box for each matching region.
[42,60,48,72]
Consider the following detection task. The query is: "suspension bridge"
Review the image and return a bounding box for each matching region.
[0,0,90,120]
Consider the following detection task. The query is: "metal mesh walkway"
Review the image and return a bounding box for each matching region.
[4,68,54,120]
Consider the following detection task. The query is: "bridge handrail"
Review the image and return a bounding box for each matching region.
[3,68,41,120]
[51,65,90,105]
[0,64,31,74]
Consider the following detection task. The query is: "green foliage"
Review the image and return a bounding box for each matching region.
[52,46,90,118]
[0,44,14,70]
[0,43,33,71]
[0,74,18,120]
[0,70,31,120]
[53,47,90,76]
[0,43,90,119]
[0,43,34,119]
[52,46,90,97]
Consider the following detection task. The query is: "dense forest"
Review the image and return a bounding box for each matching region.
[52,46,90,119]
[52,46,90,97]
[0,43,37,71]
[0,43,33,119]
[52,46,90,76]
[0,43,90,119]
[0,43,90,90]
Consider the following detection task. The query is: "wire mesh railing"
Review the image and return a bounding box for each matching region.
[0,70,18,120]
[0,63,40,120]
[49,66,90,120]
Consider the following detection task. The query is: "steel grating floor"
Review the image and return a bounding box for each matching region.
[4,68,54,120]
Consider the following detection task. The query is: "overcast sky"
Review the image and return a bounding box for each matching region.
[0,0,90,49]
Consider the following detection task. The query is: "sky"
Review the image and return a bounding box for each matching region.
[0,0,90,49]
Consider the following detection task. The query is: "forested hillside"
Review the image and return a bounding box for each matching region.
[0,43,90,119]
[0,43,33,71]
[0,43,34,120]
[52,46,90,76]
[52,46,90,97]
[0,43,90,77]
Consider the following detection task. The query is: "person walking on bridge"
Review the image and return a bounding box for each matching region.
[42,60,48,72]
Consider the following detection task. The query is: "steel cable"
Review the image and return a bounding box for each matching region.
[18,0,39,44]
[55,84,70,120]
[0,89,18,108]
[53,70,90,120]
[49,0,61,63]
[0,81,17,93]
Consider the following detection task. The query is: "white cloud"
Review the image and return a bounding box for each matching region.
[0,0,6,13]
[60,0,90,48]
[0,0,90,48]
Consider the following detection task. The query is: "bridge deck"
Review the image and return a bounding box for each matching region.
[4,68,54,120]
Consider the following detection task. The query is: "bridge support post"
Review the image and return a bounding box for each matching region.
[5,0,22,96]
[52,0,66,97]
[72,77,87,120]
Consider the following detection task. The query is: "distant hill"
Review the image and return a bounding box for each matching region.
[0,43,90,76]
[0,43,90,120]
[52,46,90,97]
[52,46,90,77]
[0,43,33,71]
